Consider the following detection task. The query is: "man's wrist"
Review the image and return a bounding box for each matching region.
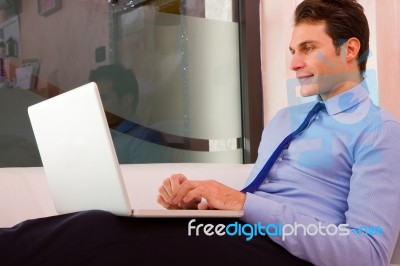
[234,192,246,211]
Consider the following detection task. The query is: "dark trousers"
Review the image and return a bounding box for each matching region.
[0,210,313,266]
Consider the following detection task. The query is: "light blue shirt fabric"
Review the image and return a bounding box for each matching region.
[242,80,400,266]
[111,118,171,164]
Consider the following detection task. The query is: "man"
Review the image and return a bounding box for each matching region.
[0,1,399,265]
[155,0,400,264]
[88,64,170,163]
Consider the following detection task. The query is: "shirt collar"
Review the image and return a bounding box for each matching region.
[322,79,370,116]
[114,119,139,134]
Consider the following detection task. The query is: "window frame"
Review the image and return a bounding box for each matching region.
[238,0,263,163]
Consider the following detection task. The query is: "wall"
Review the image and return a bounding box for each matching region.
[1,0,108,92]
[260,0,400,123]
[376,0,400,118]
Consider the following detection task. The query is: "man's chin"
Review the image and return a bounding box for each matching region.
[299,85,319,97]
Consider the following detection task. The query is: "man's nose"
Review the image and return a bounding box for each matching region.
[290,53,305,71]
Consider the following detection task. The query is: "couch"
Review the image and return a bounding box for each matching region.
[0,163,399,265]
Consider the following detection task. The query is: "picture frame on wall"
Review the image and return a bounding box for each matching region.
[37,0,61,16]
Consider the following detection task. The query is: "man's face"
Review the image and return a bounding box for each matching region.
[289,22,351,100]
[96,78,124,128]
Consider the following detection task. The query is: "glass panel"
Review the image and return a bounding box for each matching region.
[0,0,242,167]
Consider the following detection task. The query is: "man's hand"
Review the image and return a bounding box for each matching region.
[157,174,246,211]
[157,174,201,209]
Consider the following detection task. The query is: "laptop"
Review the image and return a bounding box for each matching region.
[28,82,243,218]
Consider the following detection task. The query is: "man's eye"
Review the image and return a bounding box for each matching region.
[305,46,314,53]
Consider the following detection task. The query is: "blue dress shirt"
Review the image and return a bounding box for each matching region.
[242,80,400,266]
[111,118,171,164]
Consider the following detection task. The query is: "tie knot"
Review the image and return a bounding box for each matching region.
[311,102,325,115]
[292,102,325,138]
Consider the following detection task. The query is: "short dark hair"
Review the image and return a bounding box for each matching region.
[88,64,139,112]
[294,0,370,74]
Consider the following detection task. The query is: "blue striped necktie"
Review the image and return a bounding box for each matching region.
[241,102,325,193]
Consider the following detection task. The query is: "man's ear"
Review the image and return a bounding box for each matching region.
[345,37,361,63]
[122,93,134,107]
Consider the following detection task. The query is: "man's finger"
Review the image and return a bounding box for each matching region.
[171,180,200,204]
[158,185,172,203]
[162,178,172,196]
[170,174,187,194]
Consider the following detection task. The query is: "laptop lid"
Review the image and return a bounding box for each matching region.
[28,82,243,218]
[28,82,133,216]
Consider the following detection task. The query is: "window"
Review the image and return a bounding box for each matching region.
[0,0,262,167]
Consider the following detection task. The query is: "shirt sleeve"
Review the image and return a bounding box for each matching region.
[241,120,400,266]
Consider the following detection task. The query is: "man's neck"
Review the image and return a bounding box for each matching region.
[320,72,363,101]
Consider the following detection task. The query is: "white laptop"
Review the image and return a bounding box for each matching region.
[28,82,243,218]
